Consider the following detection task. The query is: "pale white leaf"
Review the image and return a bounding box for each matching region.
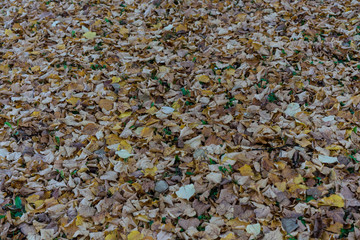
[318,155,338,164]
[176,184,195,200]
[246,223,261,236]
[115,149,133,158]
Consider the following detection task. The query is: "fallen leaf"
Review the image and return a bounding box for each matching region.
[239,164,254,177]
[83,31,96,40]
[246,223,261,236]
[196,75,210,83]
[176,184,195,200]
[319,194,344,208]
[127,230,143,240]
[318,155,338,164]
[115,149,133,159]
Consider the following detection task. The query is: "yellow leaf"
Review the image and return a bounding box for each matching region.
[31,111,40,117]
[295,138,312,148]
[271,125,281,133]
[119,140,132,153]
[159,66,169,73]
[67,97,80,105]
[34,200,44,209]
[252,42,262,51]
[293,174,304,184]
[326,222,343,234]
[147,106,158,115]
[143,167,157,177]
[105,134,121,145]
[225,68,235,76]
[325,145,343,151]
[5,29,14,36]
[119,112,132,118]
[31,66,41,72]
[171,100,181,110]
[235,13,247,22]
[135,215,149,222]
[176,24,187,32]
[3,52,13,59]
[141,127,153,138]
[112,122,122,130]
[319,194,344,208]
[239,164,254,177]
[75,216,83,226]
[105,231,118,240]
[26,194,40,204]
[57,44,66,50]
[127,230,143,240]
[275,161,286,170]
[94,19,102,26]
[112,76,121,83]
[275,182,286,192]
[132,182,142,191]
[83,31,97,40]
[196,74,210,83]
[153,22,162,29]
[120,27,129,35]
[221,233,236,240]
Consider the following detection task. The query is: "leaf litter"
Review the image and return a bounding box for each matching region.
[0,0,360,239]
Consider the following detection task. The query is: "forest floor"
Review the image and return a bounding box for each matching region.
[1,0,360,239]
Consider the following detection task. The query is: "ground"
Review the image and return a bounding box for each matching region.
[0,0,360,239]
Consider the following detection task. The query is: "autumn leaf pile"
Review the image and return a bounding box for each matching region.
[1,0,360,239]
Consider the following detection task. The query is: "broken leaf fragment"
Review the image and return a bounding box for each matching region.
[176,184,195,200]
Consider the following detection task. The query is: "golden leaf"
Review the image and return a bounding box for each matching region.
[326,222,343,233]
[119,140,132,153]
[31,66,41,72]
[112,76,121,83]
[293,175,304,184]
[295,138,312,147]
[325,145,343,151]
[120,27,129,35]
[221,233,236,240]
[225,68,235,76]
[5,29,14,36]
[196,75,210,83]
[105,134,121,145]
[119,112,132,118]
[57,44,66,50]
[105,231,118,240]
[319,194,344,208]
[141,127,153,138]
[239,164,254,177]
[26,194,40,204]
[143,167,157,177]
[67,97,80,105]
[175,24,187,32]
[75,216,83,226]
[127,230,144,240]
[31,111,40,117]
